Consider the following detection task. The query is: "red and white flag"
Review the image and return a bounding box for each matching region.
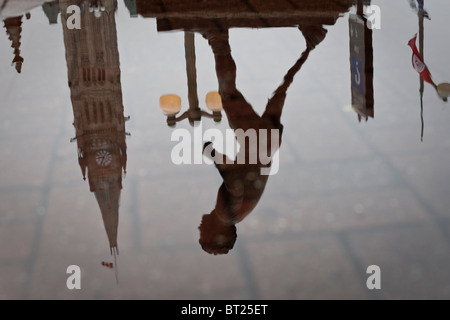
[408,34,437,88]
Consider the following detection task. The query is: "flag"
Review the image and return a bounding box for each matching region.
[408,34,437,88]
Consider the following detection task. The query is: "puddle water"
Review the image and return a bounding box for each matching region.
[1,0,450,299]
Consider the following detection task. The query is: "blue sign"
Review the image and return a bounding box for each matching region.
[351,55,364,95]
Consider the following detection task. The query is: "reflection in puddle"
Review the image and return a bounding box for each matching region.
[197,26,327,254]
[1,0,357,258]
[1,0,450,299]
[3,13,30,73]
[61,0,128,282]
[406,3,450,139]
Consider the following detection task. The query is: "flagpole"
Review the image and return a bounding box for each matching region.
[420,91,424,141]
[418,0,425,92]
[418,0,425,141]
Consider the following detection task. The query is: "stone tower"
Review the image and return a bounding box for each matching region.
[3,15,25,73]
[60,0,128,256]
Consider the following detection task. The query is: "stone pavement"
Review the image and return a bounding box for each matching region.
[1,0,450,300]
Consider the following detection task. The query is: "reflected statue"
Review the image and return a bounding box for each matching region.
[60,0,129,280]
[139,0,352,254]
[198,26,328,255]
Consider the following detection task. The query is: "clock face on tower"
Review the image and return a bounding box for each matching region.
[96,150,112,167]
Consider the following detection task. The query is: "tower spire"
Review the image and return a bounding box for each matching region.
[3,15,24,73]
[94,184,121,253]
[61,0,127,267]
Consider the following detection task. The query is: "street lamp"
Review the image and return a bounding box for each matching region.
[437,83,450,102]
[160,91,222,127]
[160,32,223,127]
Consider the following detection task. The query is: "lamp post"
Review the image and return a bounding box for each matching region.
[160,32,223,127]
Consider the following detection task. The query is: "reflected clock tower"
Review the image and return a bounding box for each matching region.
[59,0,129,257]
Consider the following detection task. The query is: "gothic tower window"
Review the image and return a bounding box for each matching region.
[84,102,91,124]
[81,53,89,66]
[96,51,104,63]
[93,101,98,124]
[107,101,113,121]
[99,102,105,122]
[83,68,92,86]
[97,68,106,83]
